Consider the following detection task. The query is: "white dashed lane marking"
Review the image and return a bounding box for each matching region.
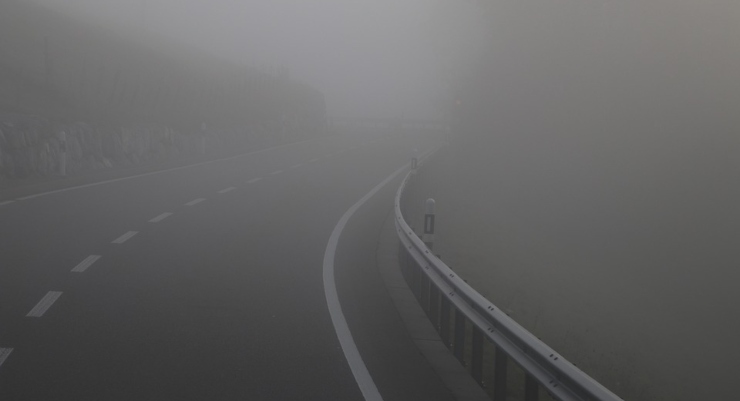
[149,212,173,223]
[0,200,13,207]
[185,198,206,206]
[26,291,62,317]
[71,255,101,273]
[290,164,302,169]
[309,158,320,163]
[0,348,12,368]
[218,187,236,194]
[270,170,283,176]
[247,177,262,184]
[112,231,138,244]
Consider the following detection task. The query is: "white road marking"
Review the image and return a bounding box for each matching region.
[218,187,236,194]
[71,255,101,273]
[247,177,262,184]
[270,169,283,175]
[0,200,13,207]
[323,162,409,401]
[309,158,320,163]
[14,139,315,201]
[26,291,63,317]
[0,348,12,368]
[149,212,173,223]
[290,164,302,169]
[112,231,138,244]
[185,198,205,206]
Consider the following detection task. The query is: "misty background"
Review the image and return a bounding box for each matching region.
[28,0,460,120]
[3,0,740,400]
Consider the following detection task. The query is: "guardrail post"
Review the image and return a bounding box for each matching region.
[420,272,430,313]
[440,296,451,346]
[453,309,466,365]
[493,348,508,401]
[398,244,409,281]
[471,328,484,386]
[408,256,423,301]
[428,284,439,329]
[422,198,435,249]
[525,373,539,401]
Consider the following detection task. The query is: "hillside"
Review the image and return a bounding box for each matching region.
[0,0,325,134]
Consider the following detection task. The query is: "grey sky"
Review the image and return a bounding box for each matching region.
[31,0,739,126]
[31,0,481,119]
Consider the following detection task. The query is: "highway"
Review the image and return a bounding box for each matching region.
[0,133,452,400]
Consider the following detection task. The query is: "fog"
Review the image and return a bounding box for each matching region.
[30,0,465,119]
[4,0,740,400]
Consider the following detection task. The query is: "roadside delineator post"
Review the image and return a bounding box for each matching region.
[423,198,435,249]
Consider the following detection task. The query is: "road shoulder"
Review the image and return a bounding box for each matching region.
[334,172,487,400]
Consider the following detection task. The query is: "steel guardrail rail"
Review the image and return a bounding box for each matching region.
[393,152,623,401]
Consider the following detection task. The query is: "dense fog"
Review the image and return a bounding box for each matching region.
[3,1,740,400]
[28,0,459,119]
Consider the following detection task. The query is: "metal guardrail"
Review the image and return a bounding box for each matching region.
[394,155,624,401]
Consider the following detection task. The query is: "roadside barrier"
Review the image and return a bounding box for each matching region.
[395,151,623,401]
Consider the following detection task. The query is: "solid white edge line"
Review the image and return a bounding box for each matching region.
[247,177,262,184]
[0,200,14,206]
[218,187,236,194]
[149,212,173,223]
[15,138,316,201]
[112,231,138,244]
[322,162,410,401]
[26,291,63,317]
[0,348,12,368]
[71,255,101,273]
[185,198,206,206]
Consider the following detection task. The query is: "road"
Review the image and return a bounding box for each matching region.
[0,133,453,400]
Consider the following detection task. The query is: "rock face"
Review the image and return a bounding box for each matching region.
[0,0,327,181]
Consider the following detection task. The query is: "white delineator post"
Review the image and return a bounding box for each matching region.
[423,198,435,250]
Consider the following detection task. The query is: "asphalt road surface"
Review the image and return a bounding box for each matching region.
[0,133,453,401]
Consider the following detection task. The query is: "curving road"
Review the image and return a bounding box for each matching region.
[0,133,452,400]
